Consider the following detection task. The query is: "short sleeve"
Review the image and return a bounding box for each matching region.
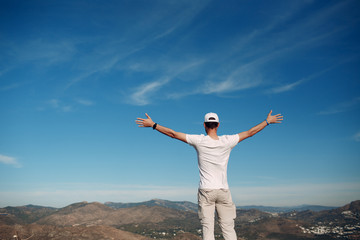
[225,134,239,148]
[186,134,203,146]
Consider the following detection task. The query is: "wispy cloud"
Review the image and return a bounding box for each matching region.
[353,131,360,142]
[76,99,94,106]
[11,38,77,66]
[64,1,210,90]
[200,68,262,95]
[65,51,126,89]
[2,0,354,107]
[268,79,305,94]
[41,98,94,112]
[0,67,12,79]
[47,99,73,112]
[318,97,360,115]
[226,1,353,96]
[126,0,353,104]
[0,83,21,91]
[268,67,332,94]
[128,60,204,105]
[0,38,77,91]
[228,1,312,57]
[129,77,171,106]
[0,154,22,168]
[148,1,210,42]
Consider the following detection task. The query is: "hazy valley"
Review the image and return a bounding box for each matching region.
[1,199,359,240]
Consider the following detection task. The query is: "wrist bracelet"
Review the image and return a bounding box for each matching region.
[265,119,269,125]
[152,123,158,130]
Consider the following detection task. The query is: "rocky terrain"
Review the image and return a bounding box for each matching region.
[0,200,359,240]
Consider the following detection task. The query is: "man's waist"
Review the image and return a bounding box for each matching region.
[199,182,229,189]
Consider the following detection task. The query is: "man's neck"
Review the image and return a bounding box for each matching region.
[207,129,219,140]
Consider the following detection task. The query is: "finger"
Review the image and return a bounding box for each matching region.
[268,110,273,117]
[145,113,150,119]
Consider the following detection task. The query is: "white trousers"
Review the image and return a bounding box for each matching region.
[198,189,237,240]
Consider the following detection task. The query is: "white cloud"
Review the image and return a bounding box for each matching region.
[128,60,204,105]
[129,77,171,106]
[268,79,306,94]
[165,62,262,98]
[200,72,262,95]
[268,64,334,94]
[0,83,21,91]
[0,154,22,168]
[64,1,210,91]
[65,54,124,89]
[12,38,76,66]
[139,0,346,103]
[164,58,264,99]
[353,131,360,142]
[76,99,94,106]
[318,97,360,115]
[68,0,351,106]
[44,98,93,112]
[141,0,211,42]
[46,99,73,112]
[48,99,60,108]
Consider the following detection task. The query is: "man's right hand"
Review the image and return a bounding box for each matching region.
[136,113,155,128]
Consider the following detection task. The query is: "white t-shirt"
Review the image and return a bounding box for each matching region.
[186,134,239,189]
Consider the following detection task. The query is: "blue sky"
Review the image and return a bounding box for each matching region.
[1,0,359,208]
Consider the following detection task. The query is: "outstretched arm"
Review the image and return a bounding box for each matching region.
[238,110,283,142]
[136,113,187,143]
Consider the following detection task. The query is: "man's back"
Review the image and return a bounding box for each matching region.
[186,134,239,189]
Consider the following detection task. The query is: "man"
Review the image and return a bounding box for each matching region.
[136,110,283,240]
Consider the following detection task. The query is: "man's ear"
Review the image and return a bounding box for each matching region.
[204,123,208,133]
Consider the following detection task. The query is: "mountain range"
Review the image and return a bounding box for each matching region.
[105,198,337,213]
[237,204,338,213]
[1,199,359,240]
[105,199,198,212]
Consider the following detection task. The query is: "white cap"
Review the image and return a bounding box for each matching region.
[204,112,219,123]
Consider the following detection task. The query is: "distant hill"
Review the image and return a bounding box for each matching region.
[238,204,338,213]
[339,199,360,212]
[283,200,360,223]
[235,208,273,223]
[0,199,340,214]
[36,201,187,227]
[0,204,57,224]
[105,198,198,212]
